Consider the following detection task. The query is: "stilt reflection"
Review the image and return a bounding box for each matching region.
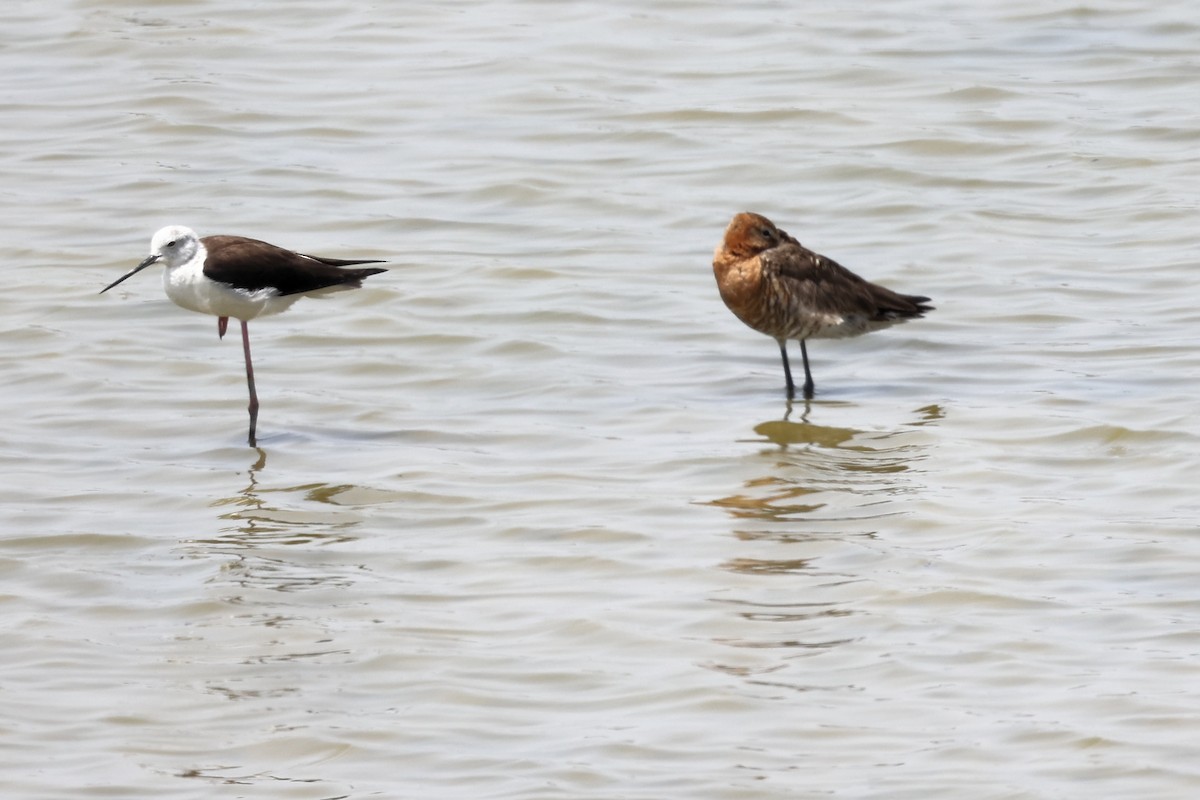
[187,447,368,594]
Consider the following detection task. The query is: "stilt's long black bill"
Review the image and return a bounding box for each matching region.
[99,253,161,294]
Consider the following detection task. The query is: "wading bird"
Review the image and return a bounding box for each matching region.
[101,225,386,445]
[713,212,932,399]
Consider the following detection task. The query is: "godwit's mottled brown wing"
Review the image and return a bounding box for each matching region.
[761,242,932,321]
[200,235,386,296]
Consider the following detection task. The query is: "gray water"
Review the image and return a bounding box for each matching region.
[2,1,1199,798]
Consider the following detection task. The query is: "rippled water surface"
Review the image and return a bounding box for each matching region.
[3,1,1200,797]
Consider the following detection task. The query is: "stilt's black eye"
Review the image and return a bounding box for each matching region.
[166,240,176,248]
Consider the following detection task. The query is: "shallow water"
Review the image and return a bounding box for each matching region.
[2,1,1200,797]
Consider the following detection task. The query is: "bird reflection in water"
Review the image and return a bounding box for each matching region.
[715,403,943,533]
[170,449,386,706]
[702,402,943,690]
[188,447,368,594]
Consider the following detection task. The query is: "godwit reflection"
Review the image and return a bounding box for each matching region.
[704,403,941,689]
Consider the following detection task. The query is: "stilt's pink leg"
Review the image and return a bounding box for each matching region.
[240,320,258,446]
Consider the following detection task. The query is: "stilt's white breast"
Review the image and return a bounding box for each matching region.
[157,234,299,322]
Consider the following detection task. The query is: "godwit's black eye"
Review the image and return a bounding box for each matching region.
[759,228,774,239]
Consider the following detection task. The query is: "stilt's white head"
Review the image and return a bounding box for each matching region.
[100,225,201,294]
[146,225,201,269]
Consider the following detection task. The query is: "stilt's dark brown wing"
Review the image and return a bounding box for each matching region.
[200,235,386,296]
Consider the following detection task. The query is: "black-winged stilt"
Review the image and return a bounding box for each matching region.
[101,225,386,446]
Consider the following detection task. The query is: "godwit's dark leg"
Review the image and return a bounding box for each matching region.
[776,339,796,399]
[240,320,259,447]
[799,340,815,400]
[218,316,229,339]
